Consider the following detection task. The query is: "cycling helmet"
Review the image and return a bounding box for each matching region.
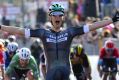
[7,42,18,52]
[104,40,115,49]
[49,4,64,16]
[0,39,5,44]
[18,48,31,60]
[8,35,16,42]
[4,39,10,47]
[74,44,83,55]
[34,38,41,44]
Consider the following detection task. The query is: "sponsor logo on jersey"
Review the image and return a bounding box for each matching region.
[46,33,68,43]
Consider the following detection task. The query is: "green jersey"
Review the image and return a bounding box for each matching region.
[5,53,40,80]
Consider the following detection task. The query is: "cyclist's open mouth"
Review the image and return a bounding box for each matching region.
[55,21,60,24]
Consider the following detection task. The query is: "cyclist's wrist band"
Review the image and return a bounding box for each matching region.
[25,28,30,38]
[83,24,89,33]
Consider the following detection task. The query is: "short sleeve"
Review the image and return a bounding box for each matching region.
[68,26,84,37]
[25,28,45,38]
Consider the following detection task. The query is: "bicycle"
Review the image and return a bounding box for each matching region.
[74,72,87,80]
[102,66,117,80]
[101,57,118,80]
[10,68,30,80]
[11,74,27,80]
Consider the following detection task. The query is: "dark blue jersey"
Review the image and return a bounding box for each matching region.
[27,26,85,71]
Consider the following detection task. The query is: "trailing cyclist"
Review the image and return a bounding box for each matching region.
[70,44,92,80]
[4,47,40,80]
[4,42,19,69]
[97,40,119,80]
[30,39,43,71]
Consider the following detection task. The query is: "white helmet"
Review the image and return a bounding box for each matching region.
[18,48,31,60]
[7,42,18,52]
[8,35,16,42]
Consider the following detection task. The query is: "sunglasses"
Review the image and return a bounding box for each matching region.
[52,14,64,17]
[106,48,114,52]
[9,51,15,54]
[50,11,64,16]
[20,59,29,62]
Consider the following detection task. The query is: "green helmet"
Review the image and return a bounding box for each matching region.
[49,4,64,16]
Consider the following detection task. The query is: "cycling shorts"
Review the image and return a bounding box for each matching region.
[46,66,70,80]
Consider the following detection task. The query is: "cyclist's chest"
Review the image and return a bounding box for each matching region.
[15,64,30,70]
[14,62,31,69]
[104,53,116,58]
[43,31,71,44]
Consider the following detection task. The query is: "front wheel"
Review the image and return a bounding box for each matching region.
[108,75,115,80]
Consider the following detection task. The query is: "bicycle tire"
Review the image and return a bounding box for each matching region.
[108,75,113,80]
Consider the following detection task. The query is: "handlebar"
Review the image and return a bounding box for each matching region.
[101,64,118,72]
[107,67,116,72]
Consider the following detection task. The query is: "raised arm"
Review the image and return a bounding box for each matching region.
[89,11,119,31]
[89,19,112,31]
[0,25,25,36]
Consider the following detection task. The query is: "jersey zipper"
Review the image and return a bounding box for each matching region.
[56,33,58,60]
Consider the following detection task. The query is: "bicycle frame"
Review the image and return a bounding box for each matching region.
[11,76,26,80]
[75,72,87,80]
[103,67,117,80]
[108,67,114,80]
[11,71,27,80]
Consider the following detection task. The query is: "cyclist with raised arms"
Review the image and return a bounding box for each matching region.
[97,40,119,80]
[0,3,119,80]
[4,47,40,80]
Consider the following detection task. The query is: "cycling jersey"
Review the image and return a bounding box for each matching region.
[4,51,16,69]
[5,53,40,80]
[25,26,89,80]
[26,27,87,67]
[99,47,119,59]
[71,53,90,68]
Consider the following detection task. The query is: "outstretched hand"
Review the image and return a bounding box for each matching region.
[112,10,119,23]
